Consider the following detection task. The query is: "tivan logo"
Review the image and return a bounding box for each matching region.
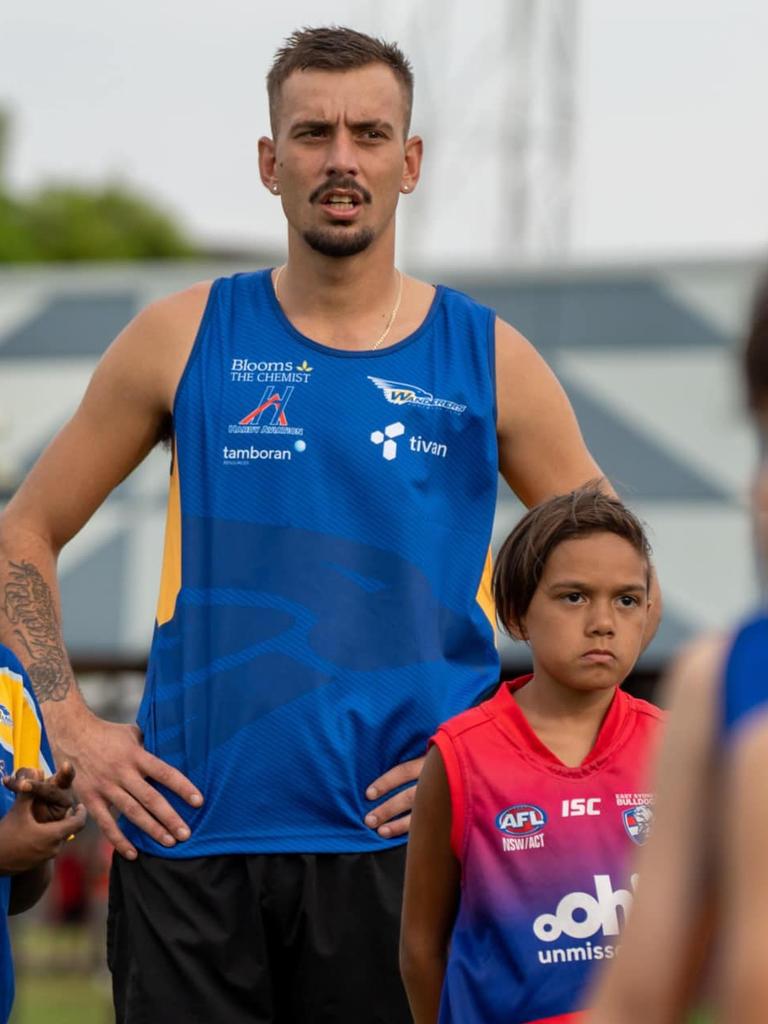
[370,422,405,461]
[0,704,11,727]
[533,874,637,942]
[496,804,547,837]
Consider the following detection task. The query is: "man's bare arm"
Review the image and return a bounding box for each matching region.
[494,317,662,643]
[0,284,210,857]
[589,636,725,1023]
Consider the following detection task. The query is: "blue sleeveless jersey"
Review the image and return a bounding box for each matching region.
[125,270,500,855]
[722,613,768,739]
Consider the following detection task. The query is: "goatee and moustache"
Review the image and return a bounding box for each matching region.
[303,176,375,258]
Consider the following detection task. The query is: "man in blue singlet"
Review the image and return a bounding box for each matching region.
[0,26,658,1023]
[590,276,768,1023]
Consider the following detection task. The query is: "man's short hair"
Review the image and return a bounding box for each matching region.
[745,272,768,413]
[492,485,652,637]
[267,26,414,136]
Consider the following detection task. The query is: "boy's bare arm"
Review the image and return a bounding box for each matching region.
[0,285,209,858]
[589,635,725,1023]
[400,745,460,1024]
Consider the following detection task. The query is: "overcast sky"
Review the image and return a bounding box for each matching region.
[2,0,768,269]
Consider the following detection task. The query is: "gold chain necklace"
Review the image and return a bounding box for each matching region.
[272,265,404,351]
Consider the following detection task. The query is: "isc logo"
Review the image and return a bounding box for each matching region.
[561,798,601,817]
[495,804,547,836]
[533,874,637,942]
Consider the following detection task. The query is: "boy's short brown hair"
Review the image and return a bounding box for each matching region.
[267,26,414,136]
[492,485,652,637]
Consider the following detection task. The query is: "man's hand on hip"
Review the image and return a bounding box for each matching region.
[364,756,425,839]
[53,708,203,859]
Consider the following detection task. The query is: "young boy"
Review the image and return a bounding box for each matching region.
[589,275,768,1023]
[400,487,663,1023]
[0,644,87,1024]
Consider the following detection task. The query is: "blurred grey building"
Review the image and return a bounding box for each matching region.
[0,257,761,676]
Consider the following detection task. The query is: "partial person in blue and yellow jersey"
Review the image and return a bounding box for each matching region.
[0,645,87,1024]
[0,25,659,1024]
[590,276,768,1024]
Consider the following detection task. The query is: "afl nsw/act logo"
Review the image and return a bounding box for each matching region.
[496,804,547,837]
[0,704,11,727]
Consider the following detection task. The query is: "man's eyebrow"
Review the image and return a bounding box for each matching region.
[289,119,332,132]
[348,119,394,133]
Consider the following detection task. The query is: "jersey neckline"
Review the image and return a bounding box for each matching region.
[258,268,445,359]
[489,674,633,777]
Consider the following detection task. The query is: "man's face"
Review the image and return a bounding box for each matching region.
[261,64,420,258]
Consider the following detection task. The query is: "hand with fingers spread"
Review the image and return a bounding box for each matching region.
[364,755,426,839]
[4,762,78,823]
[49,706,203,860]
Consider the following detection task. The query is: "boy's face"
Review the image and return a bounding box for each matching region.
[520,532,650,694]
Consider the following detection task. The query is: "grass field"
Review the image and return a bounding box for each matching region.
[10,975,111,1024]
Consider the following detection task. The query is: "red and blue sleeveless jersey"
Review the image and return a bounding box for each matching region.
[722,613,768,739]
[123,271,500,856]
[432,676,664,1024]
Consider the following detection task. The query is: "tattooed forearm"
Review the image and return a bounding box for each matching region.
[2,560,73,702]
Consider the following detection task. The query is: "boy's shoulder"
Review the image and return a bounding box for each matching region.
[434,701,496,743]
[620,690,666,744]
[622,689,665,724]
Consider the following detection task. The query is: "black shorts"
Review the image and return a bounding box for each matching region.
[107,846,411,1024]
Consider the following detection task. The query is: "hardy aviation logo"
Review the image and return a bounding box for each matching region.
[368,376,466,414]
[0,705,10,727]
[229,386,304,441]
[623,805,654,846]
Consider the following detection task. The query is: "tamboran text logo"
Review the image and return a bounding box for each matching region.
[368,376,466,414]
[222,446,292,463]
[230,358,313,384]
[534,873,637,966]
[622,805,654,846]
[229,386,303,437]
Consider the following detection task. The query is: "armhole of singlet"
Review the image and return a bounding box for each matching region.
[171,277,222,422]
[430,732,467,863]
[487,307,498,426]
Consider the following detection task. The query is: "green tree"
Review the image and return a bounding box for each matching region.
[18,182,197,261]
[0,107,198,262]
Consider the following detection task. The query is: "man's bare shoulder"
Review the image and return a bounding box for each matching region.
[98,280,214,413]
[133,280,213,339]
